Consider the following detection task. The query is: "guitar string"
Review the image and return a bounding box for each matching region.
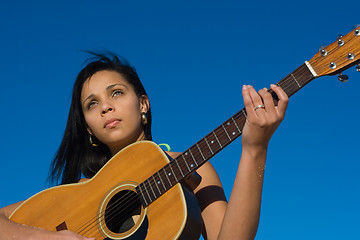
[76,191,140,237]
[75,101,280,236]
[64,41,351,235]
[74,68,307,236]
[82,70,302,235]
[104,69,303,233]
[73,69,308,237]
[75,179,158,236]
[75,158,196,236]
[75,126,247,237]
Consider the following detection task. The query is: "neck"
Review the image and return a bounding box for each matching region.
[109,131,146,156]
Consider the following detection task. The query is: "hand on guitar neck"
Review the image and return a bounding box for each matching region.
[241,84,289,153]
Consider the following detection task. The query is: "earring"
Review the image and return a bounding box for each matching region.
[89,134,98,147]
[141,112,148,125]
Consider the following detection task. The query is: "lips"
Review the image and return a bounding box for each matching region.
[104,118,121,128]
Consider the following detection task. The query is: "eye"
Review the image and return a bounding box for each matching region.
[88,101,98,109]
[112,89,124,97]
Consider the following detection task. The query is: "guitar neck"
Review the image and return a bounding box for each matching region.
[137,63,316,207]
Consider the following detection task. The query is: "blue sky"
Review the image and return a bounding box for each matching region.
[1,1,359,239]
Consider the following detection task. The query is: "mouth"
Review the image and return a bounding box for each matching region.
[104,118,121,129]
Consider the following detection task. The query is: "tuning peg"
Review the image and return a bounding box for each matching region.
[337,34,345,46]
[348,53,355,60]
[338,73,348,82]
[319,45,328,56]
[356,64,360,72]
[353,25,360,36]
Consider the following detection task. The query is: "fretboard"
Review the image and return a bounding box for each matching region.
[137,63,316,207]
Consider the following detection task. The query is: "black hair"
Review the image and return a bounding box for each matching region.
[48,52,152,185]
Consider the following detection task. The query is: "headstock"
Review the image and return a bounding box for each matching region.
[308,25,360,80]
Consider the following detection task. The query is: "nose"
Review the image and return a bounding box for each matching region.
[101,101,114,115]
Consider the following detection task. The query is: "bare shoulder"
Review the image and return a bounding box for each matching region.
[0,201,25,218]
[165,151,182,159]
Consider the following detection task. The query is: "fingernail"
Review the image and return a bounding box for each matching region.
[263,87,268,91]
[243,85,247,90]
[271,84,277,88]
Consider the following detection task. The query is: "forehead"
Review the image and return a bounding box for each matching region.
[81,70,133,98]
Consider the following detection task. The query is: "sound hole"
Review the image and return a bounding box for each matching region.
[104,190,142,234]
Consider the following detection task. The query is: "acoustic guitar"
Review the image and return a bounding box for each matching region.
[10,26,360,239]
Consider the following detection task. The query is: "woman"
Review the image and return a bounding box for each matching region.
[0,53,288,240]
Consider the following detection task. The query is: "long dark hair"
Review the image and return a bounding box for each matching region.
[48,52,152,185]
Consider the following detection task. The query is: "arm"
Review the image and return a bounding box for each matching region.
[195,84,288,240]
[0,202,95,240]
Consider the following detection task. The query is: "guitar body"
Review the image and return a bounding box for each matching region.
[10,141,202,239]
[10,25,360,240]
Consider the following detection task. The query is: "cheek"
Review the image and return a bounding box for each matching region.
[83,112,98,133]
[125,97,142,119]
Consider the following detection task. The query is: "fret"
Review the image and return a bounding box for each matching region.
[234,112,246,132]
[147,178,157,200]
[214,127,229,148]
[182,151,197,172]
[144,183,153,203]
[168,163,178,182]
[204,137,214,155]
[163,168,172,186]
[222,124,231,140]
[205,131,221,153]
[213,131,223,148]
[157,171,166,191]
[198,140,213,160]
[278,77,295,96]
[277,64,314,98]
[182,154,191,172]
[188,148,198,167]
[165,165,177,186]
[152,175,162,195]
[291,73,301,88]
[301,66,314,86]
[242,109,247,118]
[137,63,316,207]
[224,120,241,139]
[174,158,185,177]
[138,186,148,206]
[231,117,242,134]
[196,143,206,161]
[299,67,314,87]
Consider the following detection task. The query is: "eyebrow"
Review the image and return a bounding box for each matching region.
[82,83,128,107]
[106,83,127,90]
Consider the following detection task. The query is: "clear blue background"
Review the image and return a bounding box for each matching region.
[1,1,359,239]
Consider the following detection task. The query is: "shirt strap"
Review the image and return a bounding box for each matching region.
[158,143,171,152]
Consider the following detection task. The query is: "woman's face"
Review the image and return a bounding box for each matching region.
[81,70,149,155]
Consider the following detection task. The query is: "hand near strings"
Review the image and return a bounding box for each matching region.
[241,84,289,151]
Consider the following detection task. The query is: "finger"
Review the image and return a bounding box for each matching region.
[248,86,267,118]
[271,84,289,119]
[258,87,276,114]
[242,85,258,119]
[270,84,289,115]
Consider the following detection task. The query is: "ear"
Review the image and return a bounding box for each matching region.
[139,95,150,113]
